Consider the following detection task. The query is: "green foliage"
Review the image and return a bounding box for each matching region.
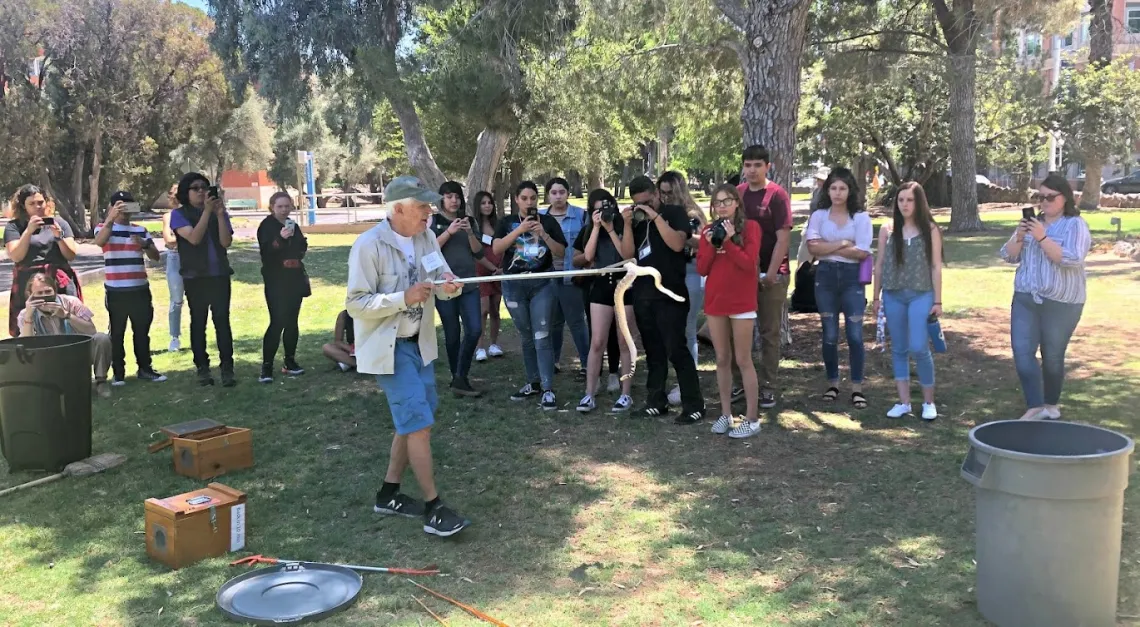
[975,59,1048,182]
[1052,58,1140,168]
[172,87,274,179]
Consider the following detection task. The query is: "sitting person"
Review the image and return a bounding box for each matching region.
[17,272,113,398]
[323,309,356,371]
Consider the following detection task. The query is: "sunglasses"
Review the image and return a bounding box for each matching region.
[1034,192,1062,203]
[188,185,210,192]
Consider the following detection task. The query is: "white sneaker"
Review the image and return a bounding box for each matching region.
[168,337,181,352]
[667,385,681,407]
[475,348,488,362]
[921,403,938,421]
[607,374,620,393]
[611,394,633,412]
[728,420,761,439]
[337,362,350,372]
[886,403,912,419]
[1043,406,1061,420]
[576,395,595,413]
[711,415,734,435]
[488,344,504,357]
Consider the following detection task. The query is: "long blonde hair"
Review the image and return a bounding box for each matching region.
[657,171,704,226]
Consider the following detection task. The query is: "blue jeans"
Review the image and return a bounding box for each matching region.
[375,340,438,435]
[814,261,866,383]
[504,279,557,391]
[882,289,935,387]
[551,281,590,367]
[436,289,482,380]
[166,251,184,339]
[684,261,705,363]
[1011,291,1084,408]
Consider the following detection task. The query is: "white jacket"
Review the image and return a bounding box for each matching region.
[346,220,457,375]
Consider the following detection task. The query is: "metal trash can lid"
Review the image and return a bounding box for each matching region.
[217,562,362,625]
[968,420,1134,462]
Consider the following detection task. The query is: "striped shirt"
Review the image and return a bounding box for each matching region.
[999,216,1091,305]
[94,223,152,291]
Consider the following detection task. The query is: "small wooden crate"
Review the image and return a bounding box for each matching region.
[172,426,253,480]
[145,483,247,570]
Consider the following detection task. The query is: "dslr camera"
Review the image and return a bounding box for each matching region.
[709,219,729,248]
[599,199,618,223]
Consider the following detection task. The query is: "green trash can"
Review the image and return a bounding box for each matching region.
[961,420,1134,627]
[0,334,93,472]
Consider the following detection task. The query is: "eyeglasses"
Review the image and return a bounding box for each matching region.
[1035,192,1062,203]
[188,185,209,192]
[712,198,735,208]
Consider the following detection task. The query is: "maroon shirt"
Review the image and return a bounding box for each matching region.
[737,181,792,275]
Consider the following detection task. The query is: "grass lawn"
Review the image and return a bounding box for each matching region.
[2,209,1139,626]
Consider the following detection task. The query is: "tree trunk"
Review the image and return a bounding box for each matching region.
[466,127,512,195]
[69,151,85,222]
[567,170,583,197]
[87,124,103,234]
[587,169,602,192]
[388,90,446,191]
[506,158,524,213]
[657,125,674,174]
[736,0,811,189]
[946,52,982,231]
[1080,0,1115,211]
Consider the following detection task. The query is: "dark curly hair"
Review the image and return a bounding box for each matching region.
[817,166,864,217]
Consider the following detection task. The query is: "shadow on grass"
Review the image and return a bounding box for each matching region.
[1,235,1138,626]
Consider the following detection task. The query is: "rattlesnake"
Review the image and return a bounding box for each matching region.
[613,261,686,381]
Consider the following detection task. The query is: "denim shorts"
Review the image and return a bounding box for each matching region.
[375,338,438,435]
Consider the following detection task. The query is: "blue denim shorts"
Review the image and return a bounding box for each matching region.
[375,339,438,435]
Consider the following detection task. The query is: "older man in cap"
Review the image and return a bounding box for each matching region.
[346,175,469,538]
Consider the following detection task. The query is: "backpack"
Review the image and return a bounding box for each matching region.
[790,258,818,314]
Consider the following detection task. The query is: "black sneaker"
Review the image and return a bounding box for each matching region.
[674,407,706,425]
[137,369,167,383]
[575,368,587,382]
[424,502,470,538]
[450,377,482,398]
[258,365,274,384]
[759,391,777,409]
[641,405,668,418]
[540,390,557,410]
[197,367,215,386]
[221,367,237,388]
[510,383,540,401]
[282,360,305,376]
[731,387,745,403]
[374,492,425,518]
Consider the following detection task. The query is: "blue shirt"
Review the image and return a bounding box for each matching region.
[541,204,587,283]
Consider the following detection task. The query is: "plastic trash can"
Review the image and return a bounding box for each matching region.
[0,334,93,472]
[961,420,1134,627]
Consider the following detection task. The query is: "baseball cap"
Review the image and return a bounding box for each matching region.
[110,190,135,204]
[813,168,830,181]
[384,176,441,205]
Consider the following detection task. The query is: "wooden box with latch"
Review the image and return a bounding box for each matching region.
[148,418,254,480]
[145,483,247,569]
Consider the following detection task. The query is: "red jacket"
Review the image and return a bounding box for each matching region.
[697,219,762,316]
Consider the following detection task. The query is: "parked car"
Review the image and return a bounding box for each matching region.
[1102,172,1140,195]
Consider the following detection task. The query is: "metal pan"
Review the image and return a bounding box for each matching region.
[217,561,362,625]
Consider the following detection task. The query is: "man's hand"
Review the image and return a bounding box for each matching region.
[404,282,434,305]
[439,272,461,295]
[761,273,779,288]
[106,201,124,223]
[39,302,66,318]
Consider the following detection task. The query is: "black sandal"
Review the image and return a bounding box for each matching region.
[851,392,868,409]
[822,387,839,402]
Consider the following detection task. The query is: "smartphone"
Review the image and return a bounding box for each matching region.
[1021,207,1036,221]
[208,186,220,200]
[32,294,57,304]
[122,202,141,213]
[41,216,55,226]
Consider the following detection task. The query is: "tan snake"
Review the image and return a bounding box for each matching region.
[612,261,686,381]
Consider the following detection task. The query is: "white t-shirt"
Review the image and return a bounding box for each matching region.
[804,209,874,264]
[391,232,423,338]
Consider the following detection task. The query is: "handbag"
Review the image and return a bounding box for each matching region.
[928,314,947,353]
[790,258,818,314]
[858,255,873,284]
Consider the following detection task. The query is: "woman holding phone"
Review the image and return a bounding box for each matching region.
[4,184,82,337]
[257,191,310,383]
[472,191,505,362]
[999,173,1091,421]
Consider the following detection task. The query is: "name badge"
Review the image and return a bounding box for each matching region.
[638,241,652,260]
[481,234,494,246]
[422,252,444,273]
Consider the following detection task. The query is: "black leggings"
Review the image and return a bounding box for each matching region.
[581,285,619,374]
[263,279,304,365]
